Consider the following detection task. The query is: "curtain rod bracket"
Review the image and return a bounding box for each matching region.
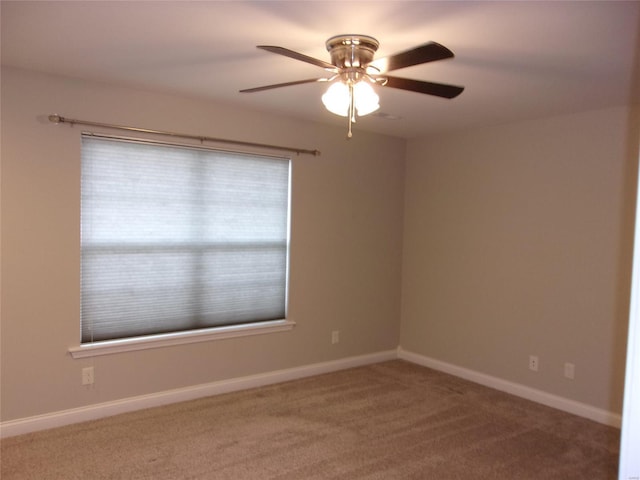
[47,114,321,157]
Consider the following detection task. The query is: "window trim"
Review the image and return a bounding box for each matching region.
[69,319,295,359]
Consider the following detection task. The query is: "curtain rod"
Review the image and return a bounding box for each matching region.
[48,114,321,157]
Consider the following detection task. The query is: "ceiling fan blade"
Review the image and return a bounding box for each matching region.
[239,78,327,93]
[381,76,464,99]
[257,46,336,70]
[369,42,454,73]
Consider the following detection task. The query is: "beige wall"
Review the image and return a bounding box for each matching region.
[2,65,638,423]
[401,106,640,413]
[0,67,405,421]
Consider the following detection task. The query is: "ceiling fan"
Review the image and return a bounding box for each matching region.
[240,34,464,138]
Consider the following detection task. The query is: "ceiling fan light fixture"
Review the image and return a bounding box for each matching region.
[321,80,379,118]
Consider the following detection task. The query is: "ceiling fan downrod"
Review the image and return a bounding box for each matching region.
[325,34,379,69]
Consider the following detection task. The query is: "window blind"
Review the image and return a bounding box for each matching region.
[81,135,290,343]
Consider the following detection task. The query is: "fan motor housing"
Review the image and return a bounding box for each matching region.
[326,35,379,69]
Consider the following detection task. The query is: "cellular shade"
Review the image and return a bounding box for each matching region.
[81,135,290,343]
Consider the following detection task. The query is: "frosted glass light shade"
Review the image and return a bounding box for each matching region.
[321,82,350,117]
[353,82,380,116]
[322,81,380,117]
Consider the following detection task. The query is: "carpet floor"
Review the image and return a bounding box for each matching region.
[0,360,620,479]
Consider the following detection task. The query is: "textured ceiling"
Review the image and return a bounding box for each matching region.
[2,1,639,139]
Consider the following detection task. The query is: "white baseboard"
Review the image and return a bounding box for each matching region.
[397,346,622,428]
[1,347,620,438]
[0,350,397,438]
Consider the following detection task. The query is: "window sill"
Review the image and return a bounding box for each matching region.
[68,319,296,359]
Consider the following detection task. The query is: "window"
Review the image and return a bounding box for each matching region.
[80,135,291,346]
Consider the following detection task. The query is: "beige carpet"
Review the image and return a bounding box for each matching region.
[1,360,620,479]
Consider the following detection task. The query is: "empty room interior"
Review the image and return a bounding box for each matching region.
[1,1,640,478]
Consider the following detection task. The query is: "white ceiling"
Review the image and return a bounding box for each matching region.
[2,1,639,139]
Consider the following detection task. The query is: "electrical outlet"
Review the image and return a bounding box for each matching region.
[529,355,539,372]
[331,330,340,344]
[82,366,94,385]
[564,362,575,380]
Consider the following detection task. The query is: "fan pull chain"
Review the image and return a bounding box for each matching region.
[347,84,355,139]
